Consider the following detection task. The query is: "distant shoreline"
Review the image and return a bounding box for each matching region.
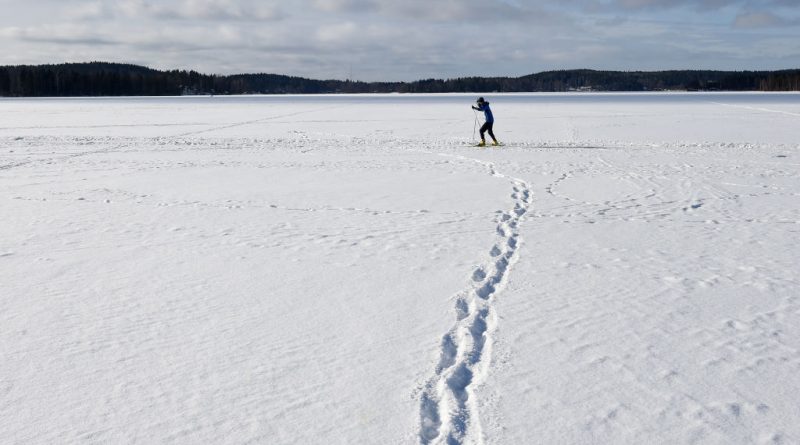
[3,91,799,104]
[1,62,799,97]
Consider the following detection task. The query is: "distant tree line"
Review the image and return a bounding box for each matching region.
[1,62,798,97]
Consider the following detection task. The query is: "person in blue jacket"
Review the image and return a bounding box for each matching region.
[471,97,499,146]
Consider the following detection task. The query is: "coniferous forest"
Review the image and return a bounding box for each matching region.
[1,62,799,96]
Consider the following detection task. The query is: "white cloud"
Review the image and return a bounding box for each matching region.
[65,2,111,20]
[734,11,798,27]
[312,0,376,13]
[0,0,798,80]
[112,0,282,21]
[1,23,118,45]
[315,22,358,44]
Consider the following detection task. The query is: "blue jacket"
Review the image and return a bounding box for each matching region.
[473,102,494,123]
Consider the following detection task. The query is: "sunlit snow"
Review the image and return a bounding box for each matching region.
[2,93,799,444]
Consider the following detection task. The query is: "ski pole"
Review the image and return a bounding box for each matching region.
[472,109,479,142]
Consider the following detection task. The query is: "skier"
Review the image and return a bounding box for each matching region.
[471,97,499,147]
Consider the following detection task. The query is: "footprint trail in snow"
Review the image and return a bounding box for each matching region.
[419,152,532,445]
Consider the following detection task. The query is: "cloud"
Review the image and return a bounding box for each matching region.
[112,0,282,21]
[588,0,800,13]
[1,0,798,80]
[1,23,119,45]
[65,2,113,20]
[315,22,359,44]
[573,0,740,12]
[734,11,799,27]
[311,0,566,23]
[312,0,377,13]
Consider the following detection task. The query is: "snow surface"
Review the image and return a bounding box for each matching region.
[1,93,799,444]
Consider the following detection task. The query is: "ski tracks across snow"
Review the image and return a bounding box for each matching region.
[417,149,532,445]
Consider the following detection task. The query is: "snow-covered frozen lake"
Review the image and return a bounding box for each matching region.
[2,93,799,444]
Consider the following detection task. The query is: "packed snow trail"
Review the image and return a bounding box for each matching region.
[419,152,532,445]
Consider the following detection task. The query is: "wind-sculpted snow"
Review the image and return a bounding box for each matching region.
[1,94,799,444]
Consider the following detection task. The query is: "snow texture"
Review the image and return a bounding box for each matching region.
[1,93,799,444]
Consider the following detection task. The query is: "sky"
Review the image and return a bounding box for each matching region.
[0,0,798,81]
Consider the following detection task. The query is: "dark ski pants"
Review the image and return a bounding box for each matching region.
[480,122,496,142]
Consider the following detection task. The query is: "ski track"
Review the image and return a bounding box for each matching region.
[0,105,343,172]
[4,131,798,443]
[708,101,800,118]
[169,104,345,138]
[3,95,799,444]
[418,151,532,445]
[3,131,534,444]
[0,142,134,171]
